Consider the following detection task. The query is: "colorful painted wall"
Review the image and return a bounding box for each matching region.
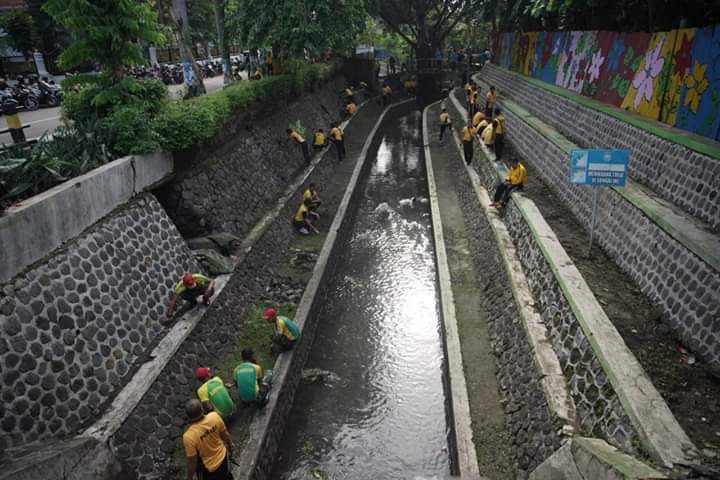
[492,26,720,141]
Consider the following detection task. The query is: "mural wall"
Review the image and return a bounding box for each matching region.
[492,25,720,141]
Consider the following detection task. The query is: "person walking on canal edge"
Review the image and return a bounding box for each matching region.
[287,128,310,164]
[234,348,271,407]
[485,86,497,118]
[183,399,235,480]
[303,182,322,211]
[329,122,346,162]
[164,273,215,324]
[313,129,327,151]
[490,157,527,208]
[382,83,392,106]
[195,368,235,418]
[493,108,505,161]
[293,197,320,235]
[439,108,451,141]
[462,120,477,166]
[262,307,300,352]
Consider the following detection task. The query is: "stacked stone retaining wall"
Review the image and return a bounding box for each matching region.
[0,194,198,456]
[463,81,720,375]
[480,63,720,230]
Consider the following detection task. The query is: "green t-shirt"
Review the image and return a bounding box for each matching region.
[234,362,262,402]
[204,377,235,417]
[277,316,300,341]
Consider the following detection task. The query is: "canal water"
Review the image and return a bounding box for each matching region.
[273,111,453,479]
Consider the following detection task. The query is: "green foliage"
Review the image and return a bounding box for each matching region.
[0,10,39,56]
[43,0,164,77]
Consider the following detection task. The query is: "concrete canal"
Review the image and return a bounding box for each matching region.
[273,111,455,479]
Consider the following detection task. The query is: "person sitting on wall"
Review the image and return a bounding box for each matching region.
[329,122,346,162]
[292,197,320,235]
[481,119,497,152]
[234,348,272,407]
[490,157,527,208]
[439,108,452,141]
[195,367,235,419]
[382,83,392,106]
[462,120,477,166]
[183,399,236,480]
[164,273,215,324]
[303,183,322,211]
[345,101,358,116]
[262,307,300,352]
[287,128,311,164]
[313,129,328,151]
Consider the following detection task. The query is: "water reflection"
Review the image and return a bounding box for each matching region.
[274,112,450,480]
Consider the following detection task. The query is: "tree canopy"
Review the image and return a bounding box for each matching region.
[0,10,40,58]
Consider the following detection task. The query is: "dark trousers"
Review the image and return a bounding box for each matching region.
[332,139,346,161]
[463,140,473,165]
[439,123,450,140]
[383,95,390,106]
[272,332,296,351]
[494,133,504,161]
[300,142,310,163]
[493,182,523,206]
[198,451,231,479]
[485,106,493,118]
[313,144,324,151]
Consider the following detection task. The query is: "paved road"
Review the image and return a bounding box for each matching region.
[0,74,233,146]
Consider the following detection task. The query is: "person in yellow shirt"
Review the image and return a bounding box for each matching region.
[164,273,215,324]
[329,121,345,162]
[287,128,310,164]
[439,108,452,141]
[493,108,506,161]
[345,101,358,116]
[292,198,319,235]
[303,182,321,211]
[481,119,496,150]
[312,129,327,151]
[182,399,235,480]
[194,367,235,418]
[382,84,392,106]
[265,51,273,76]
[472,111,485,128]
[262,307,301,352]
[485,86,497,117]
[462,120,477,165]
[491,157,527,207]
[344,86,354,102]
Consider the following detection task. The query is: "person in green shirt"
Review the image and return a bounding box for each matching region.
[233,348,271,407]
[262,307,300,352]
[195,367,235,418]
[164,273,215,324]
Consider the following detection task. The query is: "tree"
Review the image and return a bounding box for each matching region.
[44,0,163,81]
[213,0,231,83]
[1,10,40,59]
[168,0,206,94]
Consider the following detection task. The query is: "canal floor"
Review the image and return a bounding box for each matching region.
[273,111,453,480]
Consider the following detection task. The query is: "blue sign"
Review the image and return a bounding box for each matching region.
[569,149,629,187]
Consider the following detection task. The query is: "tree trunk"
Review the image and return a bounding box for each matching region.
[213,0,231,84]
[170,0,206,94]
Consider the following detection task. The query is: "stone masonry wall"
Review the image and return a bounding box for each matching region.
[445,106,563,477]
[158,76,363,237]
[472,91,720,376]
[110,102,385,479]
[0,194,198,456]
[480,63,720,230]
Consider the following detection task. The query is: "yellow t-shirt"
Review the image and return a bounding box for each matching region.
[277,317,298,341]
[303,189,316,202]
[182,412,227,472]
[265,53,273,65]
[313,132,326,146]
[293,204,308,222]
[330,127,343,141]
[174,274,210,295]
[482,124,495,145]
[196,376,224,402]
[472,111,485,127]
[486,91,497,107]
[462,126,476,142]
[289,131,305,144]
[507,164,527,185]
[345,87,353,97]
[383,86,392,96]
[464,83,472,95]
[345,103,357,114]
[495,114,505,135]
[439,112,450,125]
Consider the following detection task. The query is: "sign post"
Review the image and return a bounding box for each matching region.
[569,149,629,257]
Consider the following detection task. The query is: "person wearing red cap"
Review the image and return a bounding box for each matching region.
[195,367,235,418]
[262,307,300,352]
[183,398,235,480]
[164,273,215,324]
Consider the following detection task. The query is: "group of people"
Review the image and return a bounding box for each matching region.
[438,82,527,208]
[287,120,347,165]
[293,182,322,235]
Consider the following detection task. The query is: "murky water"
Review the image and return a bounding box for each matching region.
[274,112,452,480]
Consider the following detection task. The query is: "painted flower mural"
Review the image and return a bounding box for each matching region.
[606,37,624,71]
[631,38,665,109]
[587,49,605,83]
[683,61,709,113]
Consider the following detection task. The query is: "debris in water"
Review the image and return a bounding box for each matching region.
[301,368,339,384]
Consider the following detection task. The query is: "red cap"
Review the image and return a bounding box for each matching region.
[195,367,210,381]
[261,308,277,320]
[183,274,196,288]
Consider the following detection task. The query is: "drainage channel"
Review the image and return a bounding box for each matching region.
[272,110,456,480]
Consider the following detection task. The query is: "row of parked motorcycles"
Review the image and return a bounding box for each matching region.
[0,74,62,112]
[127,57,250,84]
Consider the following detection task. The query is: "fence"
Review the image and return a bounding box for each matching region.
[492,25,720,141]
